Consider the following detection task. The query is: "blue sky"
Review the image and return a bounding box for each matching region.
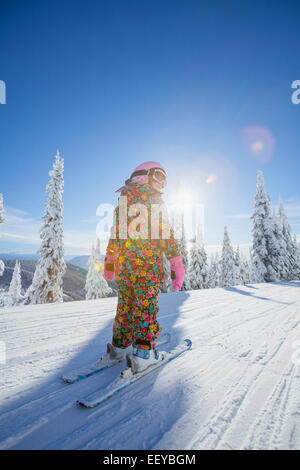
[0,0,300,257]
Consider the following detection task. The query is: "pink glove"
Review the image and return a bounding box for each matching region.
[170,255,185,291]
[104,252,115,281]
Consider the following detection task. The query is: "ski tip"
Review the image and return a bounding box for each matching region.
[61,376,70,384]
[77,400,91,408]
[184,339,192,349]
[62,376,73,384]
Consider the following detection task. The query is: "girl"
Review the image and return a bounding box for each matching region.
[102,161,185,373]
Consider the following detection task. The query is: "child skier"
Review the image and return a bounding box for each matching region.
[102,161,185,374]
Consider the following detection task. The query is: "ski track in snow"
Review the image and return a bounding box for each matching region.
[0,282,299,450]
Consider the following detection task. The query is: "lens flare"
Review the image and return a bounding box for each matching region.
[206,174,217,184]
[241,126,275,163]
[251,141,264,152]
[94,262,103,272]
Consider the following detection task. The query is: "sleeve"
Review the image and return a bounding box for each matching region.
[160,227,181,260]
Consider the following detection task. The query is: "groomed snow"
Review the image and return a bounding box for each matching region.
[0,282,299,450]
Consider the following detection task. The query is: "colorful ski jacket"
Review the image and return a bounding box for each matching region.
[105,182,180,286]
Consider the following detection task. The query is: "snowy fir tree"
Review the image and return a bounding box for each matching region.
[179,216,190,291]
[207,253,220,288]
[160,252,172,293]
[234,245,243,285]
[293,235,300,279]
[85,239,112,299]
[0,260,4,277]
[220,226,238,287]
[188,224,208,290]
[8,260,23,306]
[272,207,288,281]
[250,171,280,283]
[240,254,251,284]
[25,151,66,304]
[278,197,298,280]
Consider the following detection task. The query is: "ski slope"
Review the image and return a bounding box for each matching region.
[0,282,299,450]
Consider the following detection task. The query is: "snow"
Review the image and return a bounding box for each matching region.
[0,282,299,450]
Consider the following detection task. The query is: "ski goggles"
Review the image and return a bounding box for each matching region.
[128,167,167,185]
[150,168,167,185]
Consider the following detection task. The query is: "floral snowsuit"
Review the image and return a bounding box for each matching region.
[105,182,180,350]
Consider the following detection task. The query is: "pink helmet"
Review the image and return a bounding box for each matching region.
[130,161,166,185]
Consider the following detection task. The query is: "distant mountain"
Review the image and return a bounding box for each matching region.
[69,254,105,269]
[0,253,86,262]
[0,259,117,301]
[0,253,40,261]
[68,255,90,269]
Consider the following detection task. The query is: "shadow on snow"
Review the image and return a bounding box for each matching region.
[0,291,190,450]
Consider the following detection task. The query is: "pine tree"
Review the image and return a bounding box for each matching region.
[272,207,288,280]
[8,260,22,306]
[278,198,298,280]
[293,235,300,280]
[189,224,208,289]
[207,253,220,288]
[0,260,4,277]
[234,245,243,285]
[240,254,251,284]
[179,216,191,291]
[85,239,112,299]
[220,226,238,287]
[25,151,66,304]
[160,252,172,293]
[251,171,280,283]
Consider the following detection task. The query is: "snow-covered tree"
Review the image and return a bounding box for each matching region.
[0,288,9,308]
[293,235,300,280]
[278,198,298,280]
[272,207,288,281]
[0,260,4,277]
[220,226,238,287]
[207,253,220,288]
[189,224,208,289]
[179,217,190,291]
[240,254,251,284]
[8,260,23,306]
[85,239,112,299]
[234,245,243,285]
[160,252,172,293]
[251,171,280,283]
[25,151,66,304]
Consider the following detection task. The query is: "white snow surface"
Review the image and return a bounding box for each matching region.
[0,281,300,450]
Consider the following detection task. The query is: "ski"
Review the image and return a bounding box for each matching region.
[77,338,192,408]
[61,333,171,384]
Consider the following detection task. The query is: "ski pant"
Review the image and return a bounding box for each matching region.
[112,282,161,350]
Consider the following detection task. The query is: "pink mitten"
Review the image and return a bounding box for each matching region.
[169,255,185,291]
[104,252,115,281]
